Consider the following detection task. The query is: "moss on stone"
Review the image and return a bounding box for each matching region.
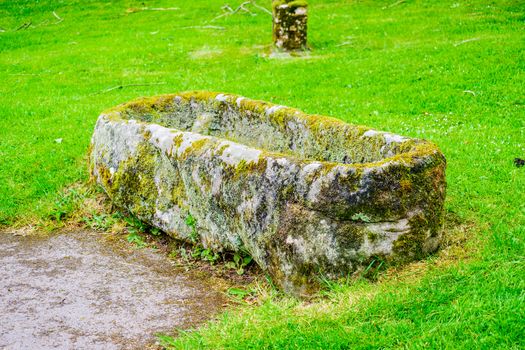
[179,137,211,160]
[92,90,446,296]
[171,178,188,209]
[172,133,184,148]
[106,142,161,219]
[236,97,270,116]
[272,0,308,9]
[97,163,113,188]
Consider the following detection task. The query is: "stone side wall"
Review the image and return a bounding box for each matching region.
[90,92,446,296]
[114,92,424,164]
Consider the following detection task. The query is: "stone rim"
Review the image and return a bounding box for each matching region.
[99,91,443,171]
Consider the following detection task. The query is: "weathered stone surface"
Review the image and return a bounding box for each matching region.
[272,0,308,51]
[89,91,446,296]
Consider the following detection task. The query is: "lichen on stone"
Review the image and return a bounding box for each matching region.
[90,91,446,296]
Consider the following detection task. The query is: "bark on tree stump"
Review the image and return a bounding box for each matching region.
[272,1,308,51]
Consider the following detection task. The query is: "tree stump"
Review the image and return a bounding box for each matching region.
[272,1,308,51]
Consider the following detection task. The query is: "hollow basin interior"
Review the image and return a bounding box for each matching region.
[117,94,417,164]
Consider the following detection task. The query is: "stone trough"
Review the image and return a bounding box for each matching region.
[89,91,446,295]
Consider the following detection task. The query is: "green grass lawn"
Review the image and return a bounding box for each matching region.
[1,0,524,348]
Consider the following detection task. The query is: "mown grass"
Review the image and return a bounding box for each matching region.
[1,0,524,348]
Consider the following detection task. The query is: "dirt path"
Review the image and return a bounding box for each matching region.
[0,230,229,349]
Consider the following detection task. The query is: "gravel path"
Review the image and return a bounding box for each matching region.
[0,230,228,349]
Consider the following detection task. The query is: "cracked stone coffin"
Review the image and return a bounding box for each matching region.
[89,91,446,296]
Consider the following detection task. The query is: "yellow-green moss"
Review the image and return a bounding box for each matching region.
[108,142,160,219]
[173,134,184,148]
[272,0,308,10]
[143,129,152,141]
[171,177,188,209]
[178,137,211,160]
[97,163,113,188]
[236,97,271,116]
